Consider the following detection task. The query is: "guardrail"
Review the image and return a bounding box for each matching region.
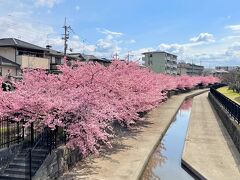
[210,84,240,124]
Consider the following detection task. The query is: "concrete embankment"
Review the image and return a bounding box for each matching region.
[209,93,240,154]
[59,89,208,180]
[182,92,240,180]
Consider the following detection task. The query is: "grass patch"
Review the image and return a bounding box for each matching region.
[217,86,240,105]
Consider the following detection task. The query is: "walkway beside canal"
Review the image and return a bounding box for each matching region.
[59,89,208,180]
[182,92,240,179]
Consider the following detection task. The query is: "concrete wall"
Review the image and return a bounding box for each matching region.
[0,47,16,62]
[17,55,50,69]
[208,93,240,153]
[33,146,82,180]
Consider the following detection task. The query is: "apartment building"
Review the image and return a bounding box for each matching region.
[215,66,240,72]
[177,62,204,76]
[142,51,177,75]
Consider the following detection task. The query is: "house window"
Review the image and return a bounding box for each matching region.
[55,58,62,65]
[149,54,153,57]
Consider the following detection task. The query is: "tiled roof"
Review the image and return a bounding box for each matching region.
[0,38,47,51]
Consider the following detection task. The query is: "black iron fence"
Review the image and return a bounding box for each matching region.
[0,119,66,149]
[0,118,67,179]
[210,84,240,124]
[27,126,66,179]
[0,119,43,149]
[0,118,25,148]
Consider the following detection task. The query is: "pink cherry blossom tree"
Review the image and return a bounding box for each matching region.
[0,60,219,155]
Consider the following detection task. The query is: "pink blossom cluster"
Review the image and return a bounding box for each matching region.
[0,61,218,155]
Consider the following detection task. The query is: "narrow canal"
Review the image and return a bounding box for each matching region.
[141,98,194,180]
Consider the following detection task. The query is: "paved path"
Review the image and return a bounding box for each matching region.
[182,92,240,180]
[59,89,208,180]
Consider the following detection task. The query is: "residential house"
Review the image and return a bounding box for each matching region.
[177,62,204,76]
[142,51,177,75]
[0,38,50,72]
[0,38,112,77]
[0,55,20,77]
[44,46,65,73]
[68,53,112,66]
[212,69,229,78]
[0,38,75,76]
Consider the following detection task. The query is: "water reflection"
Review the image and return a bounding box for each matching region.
[180,99,193,111]
[141,99,193,180]
[142,143,167,180]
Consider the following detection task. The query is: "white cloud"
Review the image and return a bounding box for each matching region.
[90,28,126,57]
[221,35,240,41]
[0,12,57,47]
[35,0,61,8]
[72,35,80,40]
[225,43,240,58]
[159,43,186,55]
[128,39,136,44]
[75,5,80,11]
[152,31,240,66]
[190,33,215,43]
[131,47,155,63]
[225,24,240,32]
[97,28,123,37]
[0,11,126,59]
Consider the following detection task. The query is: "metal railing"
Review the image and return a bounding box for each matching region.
[210,84,240,124]
[0,118,25,148]
[27,126,66,179]
[0,119,46,149]
[1,118,67,179]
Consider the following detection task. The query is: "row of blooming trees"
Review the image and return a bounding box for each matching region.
[0,61,218,155]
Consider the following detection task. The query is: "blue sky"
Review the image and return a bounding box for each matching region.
[0,0,240,67]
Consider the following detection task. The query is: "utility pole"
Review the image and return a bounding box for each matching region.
[62,17,71,56]
[127,51,134,61]
[82,39,85,55]
[192,59,194,76]
[114,53,119,60]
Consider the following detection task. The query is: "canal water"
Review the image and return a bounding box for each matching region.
[141,98,194,180]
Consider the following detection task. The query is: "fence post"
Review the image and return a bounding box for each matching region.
[22,123,25,141]
[7,119,10,147]
[30,123,34,147]
[49,129,52,154]
[17,121,20,144]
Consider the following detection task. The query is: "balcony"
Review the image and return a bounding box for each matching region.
[166,63,177,69]
[17,55,50,69]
